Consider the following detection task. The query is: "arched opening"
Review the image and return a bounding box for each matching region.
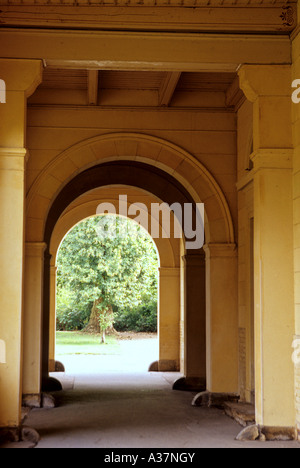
[42,161,206,392]
[23,134,238,402]
[47,185,183,380]
[54,213,160,375]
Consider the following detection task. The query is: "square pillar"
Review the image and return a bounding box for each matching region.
[239,65,295,429]
[173,252,206,391]
[252,151,295,427]
[0,148,28,427]
[204,243,238,394]
[0,59,42,428]
[23,242,46,404]
[49,264,58,373]
[157,267,180,372]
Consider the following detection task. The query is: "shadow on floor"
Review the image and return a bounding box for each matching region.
[20,370,300,449]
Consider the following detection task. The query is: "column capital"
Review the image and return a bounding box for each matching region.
[239,65,292,151]
[159,267,180,277]
[0,60,43,147]
[238,65,292,102]
[25,242,47,257]
[0,59,43,97]
[0,148,29,171]
[204,243,237,258]
[50,265,58,274]
[0,148,29,169]
[251,148,293,172]
[0,148,28,157]
[182,251,205,266]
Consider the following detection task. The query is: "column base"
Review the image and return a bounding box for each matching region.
[49,359,66,372]
[236,424,296,442]
[0,425,40,448]
[42,376,63,392]
[192,390,239,408]
[22,393,41,409]
[173,376,206,392]
[22,393,57,409]
[148,360,180,372]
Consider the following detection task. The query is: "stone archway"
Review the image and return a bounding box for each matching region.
[48,185,182,374]
[26,132,234,246]
[41,160,207,391]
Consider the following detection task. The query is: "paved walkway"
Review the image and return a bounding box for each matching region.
[24,371,299,449]
[11,337,300,449]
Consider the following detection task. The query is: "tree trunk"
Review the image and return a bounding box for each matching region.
[83,299,116,337]
[83,298,101,334]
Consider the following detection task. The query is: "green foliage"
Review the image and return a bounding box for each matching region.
[56,288,91,331]
[114,300,158,333]
[56,215,158,332]
[98,307,115,332]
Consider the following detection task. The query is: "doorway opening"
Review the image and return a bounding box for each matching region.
[54,214,160,375]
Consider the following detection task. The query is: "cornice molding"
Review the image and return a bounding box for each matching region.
[0,0,296,5]
[0,2,297,34]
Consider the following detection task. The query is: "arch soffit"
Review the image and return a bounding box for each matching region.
[26,133,235,244]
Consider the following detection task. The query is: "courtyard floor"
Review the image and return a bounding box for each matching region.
[5,334,300,449]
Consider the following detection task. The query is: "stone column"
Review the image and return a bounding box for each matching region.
[239,65,295,429]
[49,264,58,372]
[22,242,46,407]
[173,252,206,391]
[204,243,238,395]
[157,267,180,372]
[41,250,62,391]
[0,59,42,428]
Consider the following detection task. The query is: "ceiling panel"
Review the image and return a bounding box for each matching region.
[40,69,88,90]
[99,71,166,90]
[177,72,236,92]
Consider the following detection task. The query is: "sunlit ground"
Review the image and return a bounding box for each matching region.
[55,331,159,374]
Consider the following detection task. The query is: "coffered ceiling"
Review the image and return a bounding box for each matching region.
[30,68,244,110]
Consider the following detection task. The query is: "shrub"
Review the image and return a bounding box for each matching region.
[114,301,157,333]
[56,288,91,331]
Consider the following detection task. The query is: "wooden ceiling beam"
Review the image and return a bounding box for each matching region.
[158,72,181,107]
[225,75,246,110]
[0,30,291,70]
[87,70,99,105]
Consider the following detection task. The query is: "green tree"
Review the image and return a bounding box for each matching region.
[56,215,158,342]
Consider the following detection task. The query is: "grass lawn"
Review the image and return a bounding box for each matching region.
[56,331,121,356]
